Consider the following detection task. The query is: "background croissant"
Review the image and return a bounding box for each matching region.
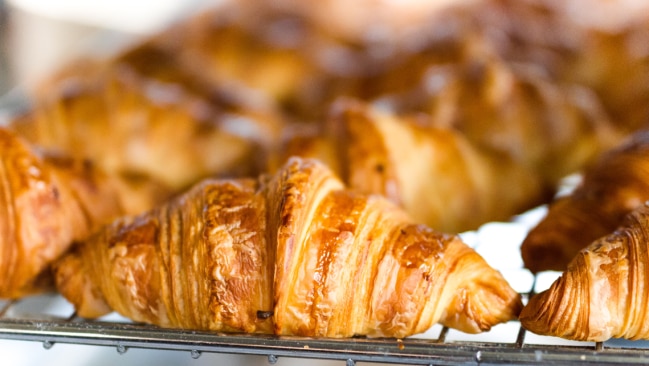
[268,45,621,233]
[272,99,549,233]
[9,56,282,191]
[520,203,649,342]
[53,157,522,338]
[521,130,649,273]
[411,0,649,133]
[381,51,622,190]
[0,127,168,299]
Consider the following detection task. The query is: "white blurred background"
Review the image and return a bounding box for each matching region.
[0,0,216,94]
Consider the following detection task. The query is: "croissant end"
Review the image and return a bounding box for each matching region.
[521,204,649,341]
[441,244,523,333]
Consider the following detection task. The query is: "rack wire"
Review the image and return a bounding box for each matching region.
[2,280,649,366]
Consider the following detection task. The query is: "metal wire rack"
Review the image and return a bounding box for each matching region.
[2,276,649,366]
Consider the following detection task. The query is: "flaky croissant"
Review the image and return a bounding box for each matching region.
[272,99,549,233]
[10,58,281,191]
[53,157,522,338]
[0,127,168,298]
[520,203,649,342]
[383,50,622,189]
[521,130,649,273]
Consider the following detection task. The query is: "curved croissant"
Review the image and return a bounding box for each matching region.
[53,157,522,338]
[520,203,649,342]
[272,99,549,233]
[10,58,282,191]
[521,130,649,273]
[0,128,168,298]
[383,50,622,189]
[414,0,649,133]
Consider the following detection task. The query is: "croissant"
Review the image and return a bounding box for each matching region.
[0,127,169,298]
[53,157,522,337]
[108,1,492,124]
[381,48,622,189]
[169,2,464,124]
[521,131,649,273]
[413,0,649,132]
[10,57,282,191]
[567,25,649,134]
[520,203,649,342]
[272,99,549,233]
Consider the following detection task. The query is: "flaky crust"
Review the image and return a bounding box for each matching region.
[54,158,522,337]
[520,203,649,341]
[272,99,549,233]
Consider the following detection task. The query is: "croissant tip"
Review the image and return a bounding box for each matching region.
[518,290,546,326]
[519,283,582,340]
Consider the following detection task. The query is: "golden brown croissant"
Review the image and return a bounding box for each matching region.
[119,1,460,123]
[53,157,522,337]
[171,5,319,108]
[521,130,649,273]
[411,0,649,133]
[9,62,281,190]
[520,203,649,341]
[272,99,549,233]
[382,50,622,189]
[0,127,168,298]
[173,3,458,125]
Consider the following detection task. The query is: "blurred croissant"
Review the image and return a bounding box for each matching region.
[9,58,282,191]
[0,128,168,298]
[414,0,649,132]
[521,130,649,273]
[112,1,378,124]
[382,49,622,189]
[272,99,549,233]
[53,157,522,338]
[520,203,649,341]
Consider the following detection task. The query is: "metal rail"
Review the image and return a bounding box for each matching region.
[1,293,649,365]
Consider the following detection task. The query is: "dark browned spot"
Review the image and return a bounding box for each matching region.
[257,310,274,319]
